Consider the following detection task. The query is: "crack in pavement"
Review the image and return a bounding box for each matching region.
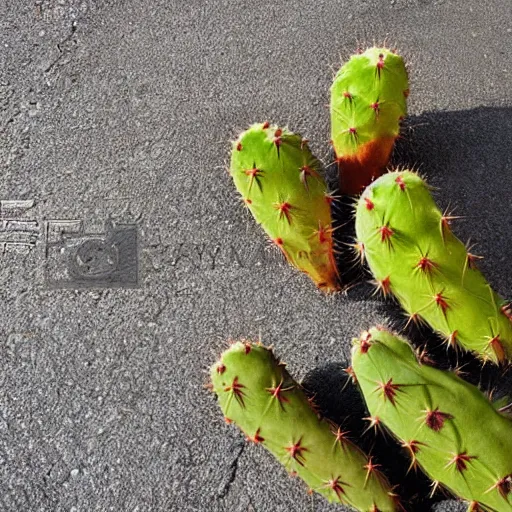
[216,440,245,500]
[44,20,77,73]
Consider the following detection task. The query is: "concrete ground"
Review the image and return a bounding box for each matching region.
[1,1,511,511]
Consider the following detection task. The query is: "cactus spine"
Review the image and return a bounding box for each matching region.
[352,327,512,511]
[211,341,400,511]
[330,47,408,195]
[355,170,512,363]
[230,123,340,292]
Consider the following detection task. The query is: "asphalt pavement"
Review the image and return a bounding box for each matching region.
[1,1,511,511]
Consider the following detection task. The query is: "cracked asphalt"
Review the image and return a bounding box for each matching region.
[1,1,511,511]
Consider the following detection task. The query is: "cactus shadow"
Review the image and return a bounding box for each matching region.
[393,106,512,183]
[302,363,444,511]
[330,195,367,288]
[324,109,512,505]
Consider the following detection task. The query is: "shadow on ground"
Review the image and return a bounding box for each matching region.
[393,106,512,179]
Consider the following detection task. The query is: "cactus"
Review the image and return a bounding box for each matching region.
[210,341,400,511]
[330,47,408,195]
[230,122,340,292]
[354,170,512,363]
[351,327,512,511]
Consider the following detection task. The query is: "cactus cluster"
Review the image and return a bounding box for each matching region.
[352,327,512,511]
[212,44,512,511]
[330,48,408,195]
[354,170,512,364]
[230,122,340,292]
[211,341,400,511]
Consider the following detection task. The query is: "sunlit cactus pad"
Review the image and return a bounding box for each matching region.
[355,170,512,363]
[352,327,512,511]
[230,122,340,292]
[210,341,400,511]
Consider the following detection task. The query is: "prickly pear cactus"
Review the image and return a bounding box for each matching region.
[355,170,512,363]
[230,122,340,292]
[351,327,512,511]
[330,47,408,195]
[211,341,400,511]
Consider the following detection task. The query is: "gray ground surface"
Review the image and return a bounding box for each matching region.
[1,1,511,511]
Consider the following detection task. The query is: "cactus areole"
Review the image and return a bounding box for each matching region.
[330,47,408,195]
[211,341,400,511]
[352,327,512,511]
[230,123,340,292]
[355,170,512,363]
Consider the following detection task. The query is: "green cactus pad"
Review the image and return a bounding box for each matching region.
[211,341,400,511]
[355,170,512,363]
[230,122,340,292]
[330,48,408,195]
[351,327,512,511]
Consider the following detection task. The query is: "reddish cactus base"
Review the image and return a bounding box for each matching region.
[337,136,396,195]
